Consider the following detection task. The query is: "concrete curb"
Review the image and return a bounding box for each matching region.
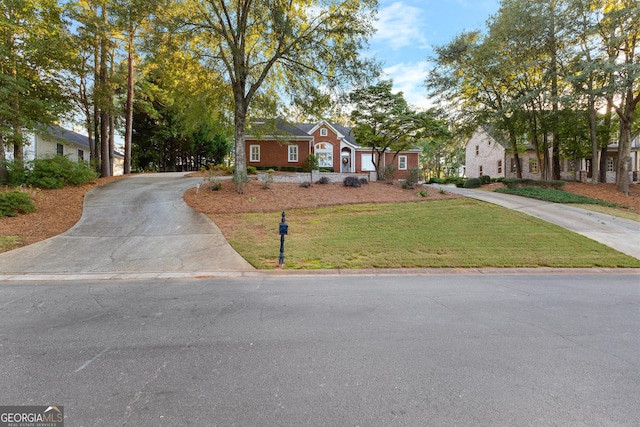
[1,267,638,282]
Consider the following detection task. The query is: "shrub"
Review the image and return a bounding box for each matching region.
[429,177,445,184]
[479,175,491,185]
[319,168,334,173]
[206,182,222,191]
[2,161,27,186]
[300,181,312,188]
[463,177,482,188]
[343,176,362,188]
[262,170,274,189]
[402,167,420,189]
[26,156,97,189]
[0,191,35,217]
[303,154,319,172]
[316,176,330,185]
[417,189,429,198]
[360,177,369,185]
[383,164,396,184]
[503,178,565,190]
[246,165,257,175]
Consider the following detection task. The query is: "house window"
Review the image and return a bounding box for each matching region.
[250,145,260,162]
[56,143,64,156]
[314,142,333,168]
[511,158,518,173]
[361,153,375,171]
[288,145,298,162]
[568,160,576,172]
[78,149,84,162]
[320,128,328,137]
[529,158,538,174]
[398,155,407,170]
[607,157,614,172]
[475,145,479,156]
[479,165,483,176]
[497,160,503,174]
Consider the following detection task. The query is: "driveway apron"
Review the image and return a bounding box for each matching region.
[0,173,254,274]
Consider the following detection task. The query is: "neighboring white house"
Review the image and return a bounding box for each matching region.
[4,125,124,176]
[465,127,640,183]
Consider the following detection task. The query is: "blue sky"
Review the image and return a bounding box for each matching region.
[370,0,501,109]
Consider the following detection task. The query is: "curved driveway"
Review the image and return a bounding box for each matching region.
[0,173,253,278]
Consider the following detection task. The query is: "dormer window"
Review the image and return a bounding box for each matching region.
[320,128,328,137]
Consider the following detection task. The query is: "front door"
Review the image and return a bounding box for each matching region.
[341,154,351,173]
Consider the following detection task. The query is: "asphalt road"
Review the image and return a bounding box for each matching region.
[1,273,638,426]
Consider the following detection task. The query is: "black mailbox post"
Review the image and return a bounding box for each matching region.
[279,211,288,267]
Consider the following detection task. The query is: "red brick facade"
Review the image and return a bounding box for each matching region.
[245,121,420,179]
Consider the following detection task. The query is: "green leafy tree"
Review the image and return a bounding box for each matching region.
[172,0,378,191]
[0,0,73,179]
[350,80,448,179]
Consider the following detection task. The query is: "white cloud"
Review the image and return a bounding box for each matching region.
[382,62,434,110]
[373,2,430,50]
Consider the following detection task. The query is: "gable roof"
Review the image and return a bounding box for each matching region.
[247,119,419,152]
[40,125,124,158]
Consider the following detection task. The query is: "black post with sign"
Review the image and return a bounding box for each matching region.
[278,211,288,267]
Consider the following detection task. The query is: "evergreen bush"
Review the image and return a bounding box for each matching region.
[0,191,36,217]
[463,177,482,188]
[26,156,97,189]
[343,176,362,188]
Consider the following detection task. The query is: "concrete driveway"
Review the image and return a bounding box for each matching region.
[0,173,253,278]
[435,184,640,259]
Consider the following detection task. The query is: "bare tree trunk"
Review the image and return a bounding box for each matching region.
[233,90,249,191]
[109,112,115,176]
[124,29,134,174]
[99,16,110,178]
[0,135,7,181]
[588,97,599,184]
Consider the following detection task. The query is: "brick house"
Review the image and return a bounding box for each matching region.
[465,127,640,182]
[245,120,421,180]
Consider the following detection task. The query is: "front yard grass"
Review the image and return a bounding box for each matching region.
[215,199,640,269]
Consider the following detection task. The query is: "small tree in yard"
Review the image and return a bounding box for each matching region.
[350,80,449,180]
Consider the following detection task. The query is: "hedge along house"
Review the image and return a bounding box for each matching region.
[3,125,124,176]
[465,127,640,182]
[245,119,421,180]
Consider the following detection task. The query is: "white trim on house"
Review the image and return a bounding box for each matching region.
[398,155,407,170]
[306,120,345,139]
[288,145,298,162]
[250,145,260,162]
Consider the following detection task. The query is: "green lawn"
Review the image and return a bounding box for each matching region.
[219,199,640,269]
